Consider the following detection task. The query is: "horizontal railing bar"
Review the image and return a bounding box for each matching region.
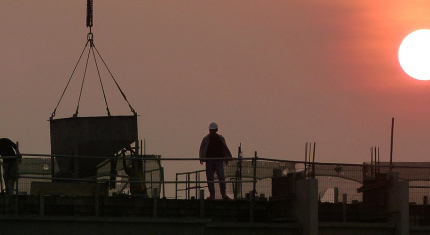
[18,175,255,184]
[176,170,205,176]
[15,154,430,169]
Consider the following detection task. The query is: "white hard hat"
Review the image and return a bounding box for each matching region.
[209,122,218,130]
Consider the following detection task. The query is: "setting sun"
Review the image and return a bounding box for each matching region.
[399,29,430,81]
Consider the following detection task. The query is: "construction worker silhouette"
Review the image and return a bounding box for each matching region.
[0,138,21,195]
[199,122,232,200]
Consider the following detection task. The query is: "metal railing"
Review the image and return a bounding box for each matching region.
[3,154,430,205]
[175,169,205,199]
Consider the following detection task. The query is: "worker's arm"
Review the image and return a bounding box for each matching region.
[14,144,21,160]
[219,135,232,165]
[199,136,207,165]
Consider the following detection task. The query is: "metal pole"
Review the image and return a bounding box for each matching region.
[249,190,255,223]
[334,187,339,203]
[194,172,197,198]
[342,194,347,222]
[195,171,199,199]
[390,118,394,172]
[199,190,204,218]
[304,143,308,177]
[15,142,19,215]
[140,139,143,155]
[152,188,158,217]
[0,161,3,194]
[371,147,374,177]
[377,147,380,173]
[187,173,190,199]
[252,151,257,197]
[14,160,18,215]
[150,172,153,197]
[51,155,55,179]
[175,173,178,199]
[161,167,165,199]
[312,142,316,179]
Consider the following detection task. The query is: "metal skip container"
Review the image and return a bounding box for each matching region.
[50,115,138,178]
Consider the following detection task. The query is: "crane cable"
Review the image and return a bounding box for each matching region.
[50,41,89,120]
[50,0,136,119]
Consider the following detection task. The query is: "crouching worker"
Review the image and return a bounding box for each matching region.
[0,138,21,196]
[123,152,147,196]
[199,122,233,200]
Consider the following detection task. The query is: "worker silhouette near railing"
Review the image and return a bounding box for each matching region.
[122,146,147,196]
[0,138,21,196]
[199,122,233,200]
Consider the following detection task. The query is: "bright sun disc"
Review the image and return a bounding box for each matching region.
[399,29,430,81]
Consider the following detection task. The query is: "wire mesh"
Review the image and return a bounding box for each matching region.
[11,154,163,197]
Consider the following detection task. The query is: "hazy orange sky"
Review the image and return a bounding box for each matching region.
[2,1,430,170]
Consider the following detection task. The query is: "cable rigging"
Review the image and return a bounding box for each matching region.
[50,0,136,120]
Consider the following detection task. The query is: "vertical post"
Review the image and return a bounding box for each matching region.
[152,188,158,218]
[312,142,316,179]
[161,167,165,199]
[251,150,258,224]
[51,155,55,179]
[377,147,380,173]
[133,140,140,193]
[252,151,257,197]
[342,194,347,222]
[293,179,318,235]
[135,139,139,158]
[387,172,408,235]
[195,172,199,199]
[14,149,19,215]
[175,173,178,199]
[187,173,190,199]
[150,172,153,197]
[249,190,255,223]
[334,187,339,203]
[371,147,374,177]
[199,190,204,218]
[140,139,143,155]
[304,143,308,177]
[390,118,394,172]
[234,144,241,199]
[237,144,243,199]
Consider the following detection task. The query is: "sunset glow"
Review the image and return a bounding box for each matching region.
[3,2,430,165]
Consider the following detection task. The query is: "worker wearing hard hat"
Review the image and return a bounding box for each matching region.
[199,122,233,200]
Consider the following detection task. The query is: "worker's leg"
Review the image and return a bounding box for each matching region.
[4,161,17,196]
[205,161,216,199]
[3,163,11,195]
[214,161,227,198]
[6,180,14,196]
[2,176,7,195]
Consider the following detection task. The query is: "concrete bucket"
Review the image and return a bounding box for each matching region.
[49,115,138,178]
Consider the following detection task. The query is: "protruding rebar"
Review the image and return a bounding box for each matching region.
[390,118,394,172]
